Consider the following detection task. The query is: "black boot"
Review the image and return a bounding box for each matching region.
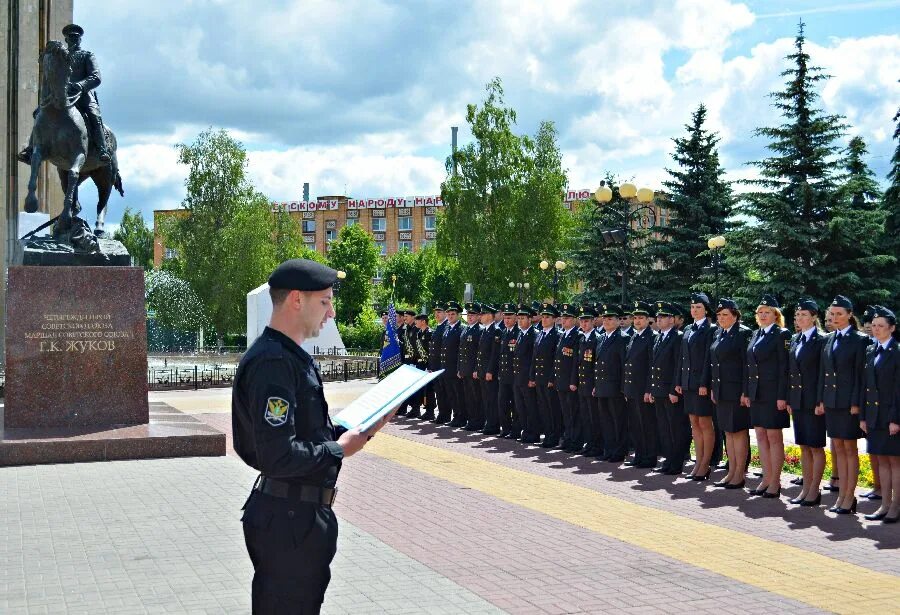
[88,114,111,162]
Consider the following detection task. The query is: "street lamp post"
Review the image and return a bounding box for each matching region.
[539,259,566,303]
[594,182,655,304]
[707,235,726,305]
[508,280,531,304]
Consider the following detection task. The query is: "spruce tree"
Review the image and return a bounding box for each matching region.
[645,103,733,303]
[882,104,900,299]
[726,22,848,310]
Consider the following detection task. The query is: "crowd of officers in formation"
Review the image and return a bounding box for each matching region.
[387,292,900,523]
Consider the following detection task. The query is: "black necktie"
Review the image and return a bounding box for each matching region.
[692,323,699,331]
[875,345,884,357]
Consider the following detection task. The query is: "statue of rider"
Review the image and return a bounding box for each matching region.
[18,23,110,164]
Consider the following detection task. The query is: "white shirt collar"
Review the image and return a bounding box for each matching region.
[878,338,892,350]
[659,327,673,336]
[563,326,576,336]
[838,325,853,336]
[694,318,707,326]
[802,326,816,340]
[724,323,737,335]
[761,323,775,335]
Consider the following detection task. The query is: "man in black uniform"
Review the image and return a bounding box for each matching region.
[623,301,658,468]
[648,302,687,475]
[514,304,542,443]
[574,305,601,456]
[428,303,448,422]
[477,304,502,434]
[458,303,483,429]
[532,303,561,448]
[495,303,521,438]
[555,303,583,452]
[395,309,412,416]
[594,303,630,462]
[440,301,465,425]
[412,314,435,419]
[233,259,394,614]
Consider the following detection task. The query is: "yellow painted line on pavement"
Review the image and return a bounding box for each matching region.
[367,433,900,614]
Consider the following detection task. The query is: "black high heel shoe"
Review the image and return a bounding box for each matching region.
[762,487,781,499]
[864,511,887,521]
[724,480,745,490]
[691,469,711,481]
[749,484,768,496]
[799,493,822,507]
[883,513,900,524]
[714,479,730,487]
[788,494,806,505]
[834,498,857,515]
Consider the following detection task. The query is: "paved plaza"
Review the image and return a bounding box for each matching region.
[3,381,900,614]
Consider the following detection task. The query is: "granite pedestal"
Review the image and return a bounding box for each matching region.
[2,266,224,465]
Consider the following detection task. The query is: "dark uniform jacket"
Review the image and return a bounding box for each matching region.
[513,326,537,386]
[706,324,752,403]
[647,328,682,397]
[745,325,791,401]
[679,319,716,391]
[70,49,103,109]
[397,324,411,364]
[817,328,869,408]
[788,329,825,410]
[573,329,598,394]
[232,327,345,487]
[554,327,581,389]
[415,327,432,369]
[478,322,502,378]
[531,327,559,385]
[429,320,448,371]
[861,339,900,429]
[459,322,482,376]
[497,324,520,384]
[623,327,656,399]
[441,321,465,373]
[594,328,629,398]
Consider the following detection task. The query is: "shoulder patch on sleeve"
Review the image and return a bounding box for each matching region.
[264,396,290,426]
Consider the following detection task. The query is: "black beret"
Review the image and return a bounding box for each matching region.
[559,303,578,317]
[716,298,738,311]
[501,302,517,314]
[268,259,338,291]
[632,300,653,316]
[655,301,675,317]
[540,302,559,317]
[579,304,598,318]
[831,295,853,310]
[531,300,542,312]
[516,303,535,317]
[873,305,896,323]
[445,300,462,312]
[796,299,819,314]
[759,294,780,309]
[862,305,877,324]
[62,23,84,36]
[601,303,622,317]
[690,292,711,307]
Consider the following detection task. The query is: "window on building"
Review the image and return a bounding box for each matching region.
[164,247,178,260]
[345,218,358,227]
[302,220,316,233]
[398,240,413,252]
[375,241,387,255]
[424,215,436,230]
[398,216,413,231]
[372,218,386,232]
[326,229,336,242]
[420,239,434,249]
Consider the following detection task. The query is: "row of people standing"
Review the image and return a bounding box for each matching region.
[391,292,900,523]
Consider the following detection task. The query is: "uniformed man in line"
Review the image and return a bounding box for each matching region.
[439,301,465,425]
[394,310,412,416]
[647,302,688,475]
[397,310,420,416]
[458,303,483,429]
[514,304,542,443]
[476,304,502,434]
[594,303,630,462]
[620,308,636,337]
[623,301,658,468]
[530,300,543,329]
[233,259,395,613]
[555,303,583,453]
[592,302,604,332]
[673,304,686,332]
[494,303,521,438]
[532,303,561,448]
[573,305,602,456]
[413,313,435,419]
[427,303,448,422]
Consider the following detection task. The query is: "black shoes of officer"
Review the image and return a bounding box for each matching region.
[540,438,558,448]
[520,434,541,444]
[449,419,466,428]
[482,427,501,435]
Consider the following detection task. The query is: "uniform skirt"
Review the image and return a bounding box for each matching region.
[715,399,750,433]
[684,390,714,417]
[792,407,826,448]
[750,399,791,430]
[825,407,863,440]
[866,429,900,456]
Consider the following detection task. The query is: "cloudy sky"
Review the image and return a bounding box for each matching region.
[72,0,900,230]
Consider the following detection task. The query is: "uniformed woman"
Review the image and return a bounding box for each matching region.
[816,295,869,515]
[707,299,752,488]
[786,299,827,505]
[859,306,900,523]
[744,295,791,498]
[678,293,717,480]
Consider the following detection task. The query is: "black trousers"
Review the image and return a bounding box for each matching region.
[498,381,518,435]
[557,387,582,447]
[440,373,462,422]
[655,395,691,470]
[579,390,602,450]
[537,383,561,442]
[626,396,658,464]
[597,395,627,458]
[463,376,482,426]
[243,490,337,615]
[515,384,540,439]
[481,378,500,431]
[429,372,444,419]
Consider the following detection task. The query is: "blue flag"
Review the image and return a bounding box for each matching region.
[380,302,402,374]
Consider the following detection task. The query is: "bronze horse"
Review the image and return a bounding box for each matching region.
[22,40,123,248]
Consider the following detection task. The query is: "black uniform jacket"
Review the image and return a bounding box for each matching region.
[647,328,682,397]
[623,327,656,400]
[745,325,791,402]
[497,324,520,384]
[459,322,482,376]
[441,321,465,373]
[415,328,432,368]
[788,329,825,410]
[232,327,345,487]
[513,325,537,386]
[679,319,716,391]
[861,339,900,429]
[573,329,598,394]
[706,324,751,403]
[478,322,502,378]
[554,327,581,389]
[817,328,869,408]
[429,320,448,370]
[531,327,559,385]
[594,328,629,398]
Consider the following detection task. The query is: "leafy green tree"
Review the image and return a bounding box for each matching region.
[439,78,569,301]
[882,104,900,298]
[272,209,319,263]
[375,248,425,309]
[113,207,154,269]
[725,22,848,309]
[327,224,379,324]
[420,244,465,306]
[145,269,210,333]
[645,104,734,303]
